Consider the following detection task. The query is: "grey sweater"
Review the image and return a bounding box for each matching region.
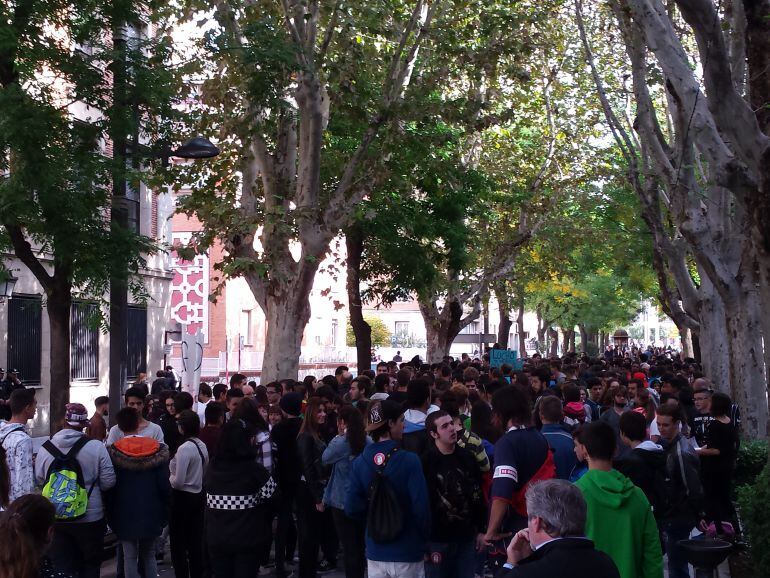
[35,428,116,522]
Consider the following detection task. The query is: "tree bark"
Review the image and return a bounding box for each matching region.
[723,280,767,439]
[497,296,513,349]
[47,286,72,434]
[516,296,526,359]
[696,278,731,393]
[345,225,372,374]
[260,282,313,383]
[579,324,589,354]
[679,325,693,359]
[419,295,481,363]
[548,327,559,358]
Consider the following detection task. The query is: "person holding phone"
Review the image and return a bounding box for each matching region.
[500,479,620,578]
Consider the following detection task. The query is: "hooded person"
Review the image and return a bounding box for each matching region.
[574,421,662,578]
[35,403,117,578]
[106,407,171,578]
[401,379,439,456]
[614,411,667,522]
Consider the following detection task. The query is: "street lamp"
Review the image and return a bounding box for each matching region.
[0,271,17,302]
[108,135,220,426]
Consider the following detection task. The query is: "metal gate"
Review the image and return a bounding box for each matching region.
[71,302,99,382]
[7,295,42,385]
[127,305,147,379]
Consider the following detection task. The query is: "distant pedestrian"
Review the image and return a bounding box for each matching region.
[0,388,36,501]
[85,396,109,442]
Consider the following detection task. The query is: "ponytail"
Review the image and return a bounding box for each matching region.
[0,494,55,578]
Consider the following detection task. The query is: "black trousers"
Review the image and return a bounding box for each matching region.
[331,507,365,578]
[170,489,205,578]
[49,518,107,578]
[275,487,298,577]
[296,484,327,578]
[702,469,736,529]
[209,548,260,578]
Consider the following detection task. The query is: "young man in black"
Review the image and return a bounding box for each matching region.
[422,410,485,578]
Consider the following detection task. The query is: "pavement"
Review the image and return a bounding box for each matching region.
[100,554,347,578]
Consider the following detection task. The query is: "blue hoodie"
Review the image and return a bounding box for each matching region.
[345,439,430,563]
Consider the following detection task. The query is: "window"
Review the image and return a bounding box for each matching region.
[394,321,409,335]
[240,310,253,346]
[331,319,339,347]
[127,306,147,380]
[7,296,42,385]
[71,302,99,381]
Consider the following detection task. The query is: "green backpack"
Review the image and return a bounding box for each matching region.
[41,437,95,520]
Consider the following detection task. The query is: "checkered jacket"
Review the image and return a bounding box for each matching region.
[206,476,277,510]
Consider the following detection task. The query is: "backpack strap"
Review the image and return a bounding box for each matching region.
[0,425,26,447]
[42,439,66,460]
[66,435,91,459]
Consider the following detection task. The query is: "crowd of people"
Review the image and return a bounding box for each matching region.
[0,349,741,578]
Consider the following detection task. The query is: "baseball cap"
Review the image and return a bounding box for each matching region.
[366,399,403,432]
[65,403,89,427]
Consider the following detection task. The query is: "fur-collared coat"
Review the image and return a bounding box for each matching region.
[105,437,171,540]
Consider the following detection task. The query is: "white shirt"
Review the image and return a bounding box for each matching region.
[196,399,210,426]
[170,438,208,493]
[106,421,165,445]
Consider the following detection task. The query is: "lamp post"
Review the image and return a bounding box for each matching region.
[107,136,219,425]
[0,271,18,303]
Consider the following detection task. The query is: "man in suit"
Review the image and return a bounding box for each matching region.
[500,479,620,578]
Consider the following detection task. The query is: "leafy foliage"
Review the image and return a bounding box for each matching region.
[346,316,390,347]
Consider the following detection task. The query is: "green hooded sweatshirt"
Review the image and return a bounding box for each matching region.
[576,469,663,578]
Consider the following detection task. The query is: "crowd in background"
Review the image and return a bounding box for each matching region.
[0,347,741,578]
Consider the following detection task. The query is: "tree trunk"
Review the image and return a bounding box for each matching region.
[517,296,526,359]
[497,298,513,349]
[579,324,589,354]
[562,328,576,354]
[260,285,313,383]
[548,327,559,357]
[679,325,693,359]
[723,285,767,439]
[419,295,481,363]
[345,225,372,374]
[691,330,701,363]
[696,278,731,393]
[47,287,72,434]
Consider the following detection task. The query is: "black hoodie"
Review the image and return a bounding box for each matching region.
[614,440,667,520]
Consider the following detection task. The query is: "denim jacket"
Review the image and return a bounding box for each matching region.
[322,434,371,509]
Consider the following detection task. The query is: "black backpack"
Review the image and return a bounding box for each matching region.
[366,447,404,543]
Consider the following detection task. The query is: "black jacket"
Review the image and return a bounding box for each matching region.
[661,434,704,525]
[421,444,485,542]
[297,432,328,504]
[614,444,667,519]
[501,537,620,578]
[204,458,274,550]
[272,417,303,494]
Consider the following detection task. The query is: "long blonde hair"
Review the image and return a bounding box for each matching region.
[0,494,55,578]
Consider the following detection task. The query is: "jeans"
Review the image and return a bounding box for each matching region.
[425,540,476,578]
[170,489,205,578]
[48,519,107,578]
[331,507,365,578]
[122,539,158,578]
[663,520,694,578]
